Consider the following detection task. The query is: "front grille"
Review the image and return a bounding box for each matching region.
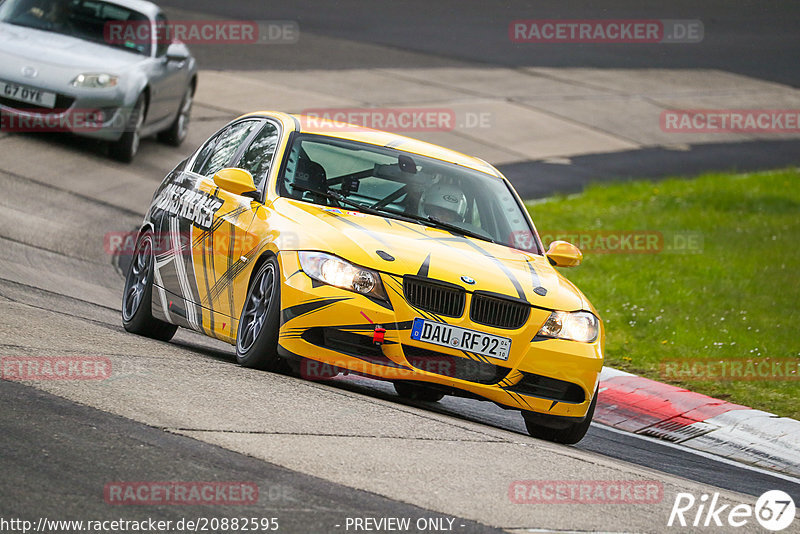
[506,372,585,403]
[470,293,530,329]
[403,276,465,318]
[0,94,75,112]
[403,345,509,384]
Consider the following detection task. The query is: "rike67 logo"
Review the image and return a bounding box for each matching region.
[668,490,796,531]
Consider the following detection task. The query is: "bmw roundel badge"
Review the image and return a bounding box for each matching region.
[461,275,476,285]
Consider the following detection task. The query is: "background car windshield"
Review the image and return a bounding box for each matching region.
[280,135,540,253]
[0,0,151,55]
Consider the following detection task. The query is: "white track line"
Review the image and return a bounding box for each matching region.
[592,422,800,486]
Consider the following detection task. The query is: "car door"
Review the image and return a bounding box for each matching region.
[150,119,262,334]
[145,13,189,123]
[201,119,283,342]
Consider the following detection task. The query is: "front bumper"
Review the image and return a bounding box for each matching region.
[0,83,133,141]
[277,252,604,419]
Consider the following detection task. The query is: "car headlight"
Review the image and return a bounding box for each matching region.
[71,74,118,88]
[537,311,599,343]
[299,251,388,300]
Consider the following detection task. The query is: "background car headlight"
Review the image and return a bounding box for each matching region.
[299,251,388,300]
[537,310,599,343]
[71,74,118,88]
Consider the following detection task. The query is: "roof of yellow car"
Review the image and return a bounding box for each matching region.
[238,111,503,178]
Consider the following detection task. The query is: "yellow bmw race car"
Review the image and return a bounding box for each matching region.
[122,111,604,444]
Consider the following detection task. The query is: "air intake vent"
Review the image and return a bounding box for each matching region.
[403,276,465,318]
[506,372,586,403]
[403,345,509,384]
[470,293,530,329]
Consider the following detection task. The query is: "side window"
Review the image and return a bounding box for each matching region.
[234,122,280,189]
[155,13,169,57]
[192,121,260,177]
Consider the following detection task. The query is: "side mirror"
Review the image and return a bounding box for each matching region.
[213,168,258,198]
[545,240,582,267]
[165,43,190,62]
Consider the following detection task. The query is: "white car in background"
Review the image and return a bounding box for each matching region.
[0,0,197,161]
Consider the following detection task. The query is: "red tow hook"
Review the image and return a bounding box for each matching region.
[373,325,386,345]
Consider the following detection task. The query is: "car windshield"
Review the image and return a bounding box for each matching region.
[0,0,151,56]
[279,134,542,253]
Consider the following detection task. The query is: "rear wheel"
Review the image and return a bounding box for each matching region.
[236,257,282,370]
[522,388,597,445]
[122,231,178,341]
[158,85,193,146]
[393,381,445,402]
[110,95,145,163]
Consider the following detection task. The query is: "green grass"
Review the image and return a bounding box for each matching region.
[527,168,800,419]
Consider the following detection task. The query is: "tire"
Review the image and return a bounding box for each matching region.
[122,231,178,341]
[158,85,193,147]
[110,95,145,163]
[393,381,445,402]
[522,388,598,445]
[236,257,282,370]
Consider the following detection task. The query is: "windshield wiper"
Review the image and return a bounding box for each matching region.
[419,216,499,245]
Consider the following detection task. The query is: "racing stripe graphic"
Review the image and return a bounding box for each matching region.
[281,297,352,325]
[152,218,203,331]
[205,243,261,307]
[461,349,492,365]
[417,253,431,277]
[225,220,236,318]
[151,255,173,324]
[169,216,200,330]
[327,212,391,247]
[458,238,526,301]
[525,258,547,296]
[190,205,250,251]
[392,220,530,301]
[498,370,523,388]
[199,224,216,335]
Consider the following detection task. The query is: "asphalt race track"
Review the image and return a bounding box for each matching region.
[1,2,799,533]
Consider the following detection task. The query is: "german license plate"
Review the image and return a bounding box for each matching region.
[410,318,511,361]
[0,80,56,109]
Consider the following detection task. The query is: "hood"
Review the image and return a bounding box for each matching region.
[0,22,146,72]
[274,199,588,312]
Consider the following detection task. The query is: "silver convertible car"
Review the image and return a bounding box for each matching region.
[0,0,197,161]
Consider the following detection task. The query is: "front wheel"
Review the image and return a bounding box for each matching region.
[522,388,597,445]
[122,231,178,341]
[236,257,282,370]
[158,85,193,147]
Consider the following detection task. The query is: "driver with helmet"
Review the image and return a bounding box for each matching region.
[420,182,468,223]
